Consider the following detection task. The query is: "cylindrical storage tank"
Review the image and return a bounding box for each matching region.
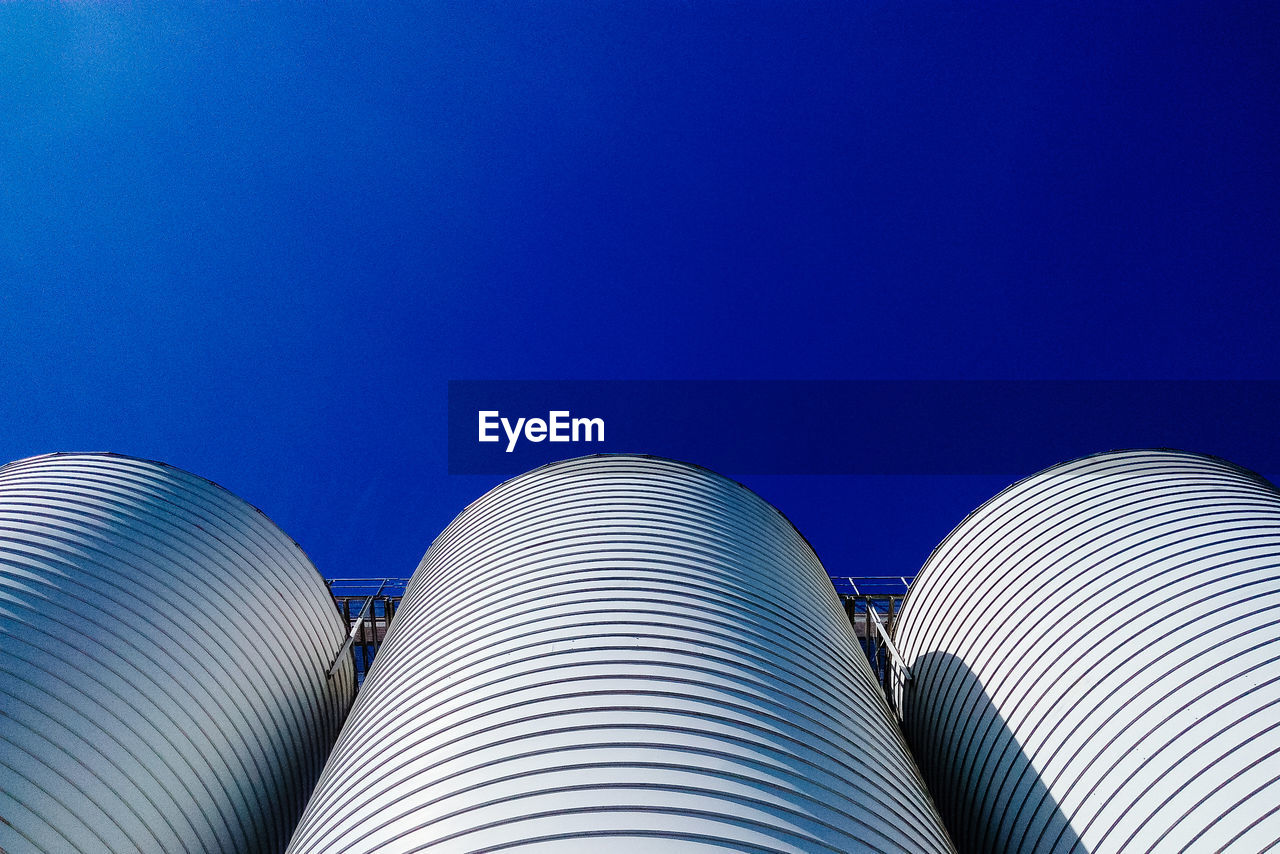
[289,454,954,854]
[894,449,1280,854]
[0,453,355,854]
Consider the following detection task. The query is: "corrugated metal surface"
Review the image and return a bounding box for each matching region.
[0,453,355,854]
[289,454,954,854]
[894,449,1280,854]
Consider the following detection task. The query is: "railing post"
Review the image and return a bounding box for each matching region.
[327,579,388,679]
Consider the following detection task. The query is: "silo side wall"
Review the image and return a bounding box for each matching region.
[0,453,355,854]
[289,455,953,854]
[894,449,1280,854]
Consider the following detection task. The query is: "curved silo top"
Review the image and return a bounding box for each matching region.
[0,452,355,854]
[894,449,1280,854]
[289,454,954,854]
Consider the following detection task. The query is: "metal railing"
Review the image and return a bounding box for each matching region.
[328,579,407,685]
[829,575,913,596]
[328,578,915,709]
[840,593,912,714]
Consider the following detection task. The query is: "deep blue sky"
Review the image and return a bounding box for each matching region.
[1,2,1277,583]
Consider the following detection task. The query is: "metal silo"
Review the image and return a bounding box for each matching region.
[0,453,355,854]
[894,449,1280,854]
[289,454,954,854]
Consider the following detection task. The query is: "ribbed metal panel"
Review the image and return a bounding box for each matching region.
[289,454,953,854]
[894,449,1280,854]
[0,453,355,854]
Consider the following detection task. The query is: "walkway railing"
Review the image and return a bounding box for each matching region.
[329,578,915,709]
[328,579,406,684]
[841,593,911,713]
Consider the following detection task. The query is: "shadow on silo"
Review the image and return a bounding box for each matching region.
[905,652,1086,854]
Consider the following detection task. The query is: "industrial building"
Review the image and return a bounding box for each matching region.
[894,449,1280,853]
[0,453,354,854]
[1,450,1278,853]
[287,454,951,854]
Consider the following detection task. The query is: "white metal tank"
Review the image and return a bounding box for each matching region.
[0,453,355,854]
[289,454,954,854]
[894,449,1280,853]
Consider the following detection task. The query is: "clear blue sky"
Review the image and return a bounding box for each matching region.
[2,2,1277,582]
